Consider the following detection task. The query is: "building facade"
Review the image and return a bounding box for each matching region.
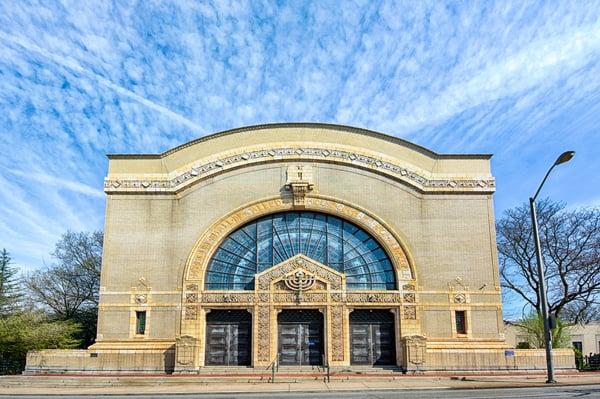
[506,321,600,355]
[26,123,574,373]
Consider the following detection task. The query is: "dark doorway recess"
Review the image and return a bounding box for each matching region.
[205,309,251,366]
[278,309,324,366]
[350,309,396,365]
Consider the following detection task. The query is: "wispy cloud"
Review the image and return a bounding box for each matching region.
[0,0,598,272]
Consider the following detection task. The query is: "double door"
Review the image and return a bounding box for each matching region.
[350,309,396,365]
[205,310,251,366]
[278,309,323,366]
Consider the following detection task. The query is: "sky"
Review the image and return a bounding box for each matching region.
[1,0,599,295]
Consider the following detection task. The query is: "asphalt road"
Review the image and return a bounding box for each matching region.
[5,385,600,399]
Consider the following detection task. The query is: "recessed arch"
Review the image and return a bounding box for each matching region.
[183,195,415,290]
[205,211,396,291]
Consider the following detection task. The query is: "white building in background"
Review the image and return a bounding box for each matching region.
[505,321,600,355]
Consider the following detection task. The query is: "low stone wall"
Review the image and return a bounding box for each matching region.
[416,348,575,372]
[25,347,575,374]
[24,348,175,375]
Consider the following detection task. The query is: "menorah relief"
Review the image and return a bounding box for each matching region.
[283,270,317,303]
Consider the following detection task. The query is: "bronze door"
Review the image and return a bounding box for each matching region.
[350,309,395,365]
[278,310,323,366]
[205,310,251,366]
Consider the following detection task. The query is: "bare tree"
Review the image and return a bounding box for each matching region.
[497,199,600,323]
[25,231,102,345]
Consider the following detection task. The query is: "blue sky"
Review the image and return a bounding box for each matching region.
[1,0,599,292]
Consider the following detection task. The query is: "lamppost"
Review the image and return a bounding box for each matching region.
[529,150,575,384]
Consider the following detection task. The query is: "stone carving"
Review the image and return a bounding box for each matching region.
[284,270,316,291]
[186,284,198,291]
[403,293,416,303]
[402,283,416,291]
[258,293,269,302]
[105,146,494,194]
[257,306,270,362]
[331,306,344,361]
[346,293,403,303]
[285,165,314,208]
[257,256,343,291]
[185,293,198,303]
[272,292,327,303]
[184,305,197,320]
[134,294,147,304]
[403,335,427,368]
[448,277,468,292]
[453,293,467,303]
[403,306,417,320]
[330,292,343,302]
[200,293,254,303]
[448,277,469,304]
[175,335,197,366]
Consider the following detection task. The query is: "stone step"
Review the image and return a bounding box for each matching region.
[1,374,406,387]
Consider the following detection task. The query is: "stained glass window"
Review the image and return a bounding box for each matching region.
[205,211,396,290]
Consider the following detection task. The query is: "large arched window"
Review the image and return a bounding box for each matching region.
[205,211,396,290]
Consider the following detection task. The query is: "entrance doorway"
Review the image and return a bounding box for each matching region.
[205,309,251,366]
[278,309,323,366]
[350,309,396,365]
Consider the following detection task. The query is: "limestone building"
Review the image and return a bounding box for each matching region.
[26,123,574,373]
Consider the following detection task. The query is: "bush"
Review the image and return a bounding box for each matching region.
[0,311,81,374]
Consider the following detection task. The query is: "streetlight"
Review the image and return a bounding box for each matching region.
[529,150,575,383]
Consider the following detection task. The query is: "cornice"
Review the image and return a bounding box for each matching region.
[106,122,493,160]
[104,145,495,194]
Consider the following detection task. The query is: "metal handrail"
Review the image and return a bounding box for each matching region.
[269,353,279,383]
[322,354,330,383]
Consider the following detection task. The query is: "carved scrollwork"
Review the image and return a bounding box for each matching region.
[257,256,343,291]
[403,293,416,303]
[105,145,494,195]
[257,306,270,362]
[185,293,198,303]
[403,306,417,320]
[272,292,327,303]
[331,306,344,361]
[184,305,197,320]
[200,293,254,303]
[346,293,403,303]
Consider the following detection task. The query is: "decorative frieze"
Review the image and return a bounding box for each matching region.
[346,292,403,303]
[257,256,343,291]
[200,293,254,303]
[185,293,198,303]
[104,146,494,194]
[330,306,344,361]
[272,292,327,303]
[256,306,270,362]
[403,293,416,303]
[184,305,197,320]
[403,306,417,320]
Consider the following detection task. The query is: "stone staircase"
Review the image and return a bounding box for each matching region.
[0,365,406,386]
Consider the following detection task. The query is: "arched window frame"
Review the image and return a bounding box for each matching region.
[205,211,396,291]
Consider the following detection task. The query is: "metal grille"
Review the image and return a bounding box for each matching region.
[205,211,396,291]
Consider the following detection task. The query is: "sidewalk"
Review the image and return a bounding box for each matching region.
[1,373,600,395]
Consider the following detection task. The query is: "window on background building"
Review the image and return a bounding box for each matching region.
[136,311,146,335]
[455,310,467,334]
[573,341,583,352]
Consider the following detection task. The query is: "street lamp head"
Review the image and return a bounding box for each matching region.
[554,151,575,166]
